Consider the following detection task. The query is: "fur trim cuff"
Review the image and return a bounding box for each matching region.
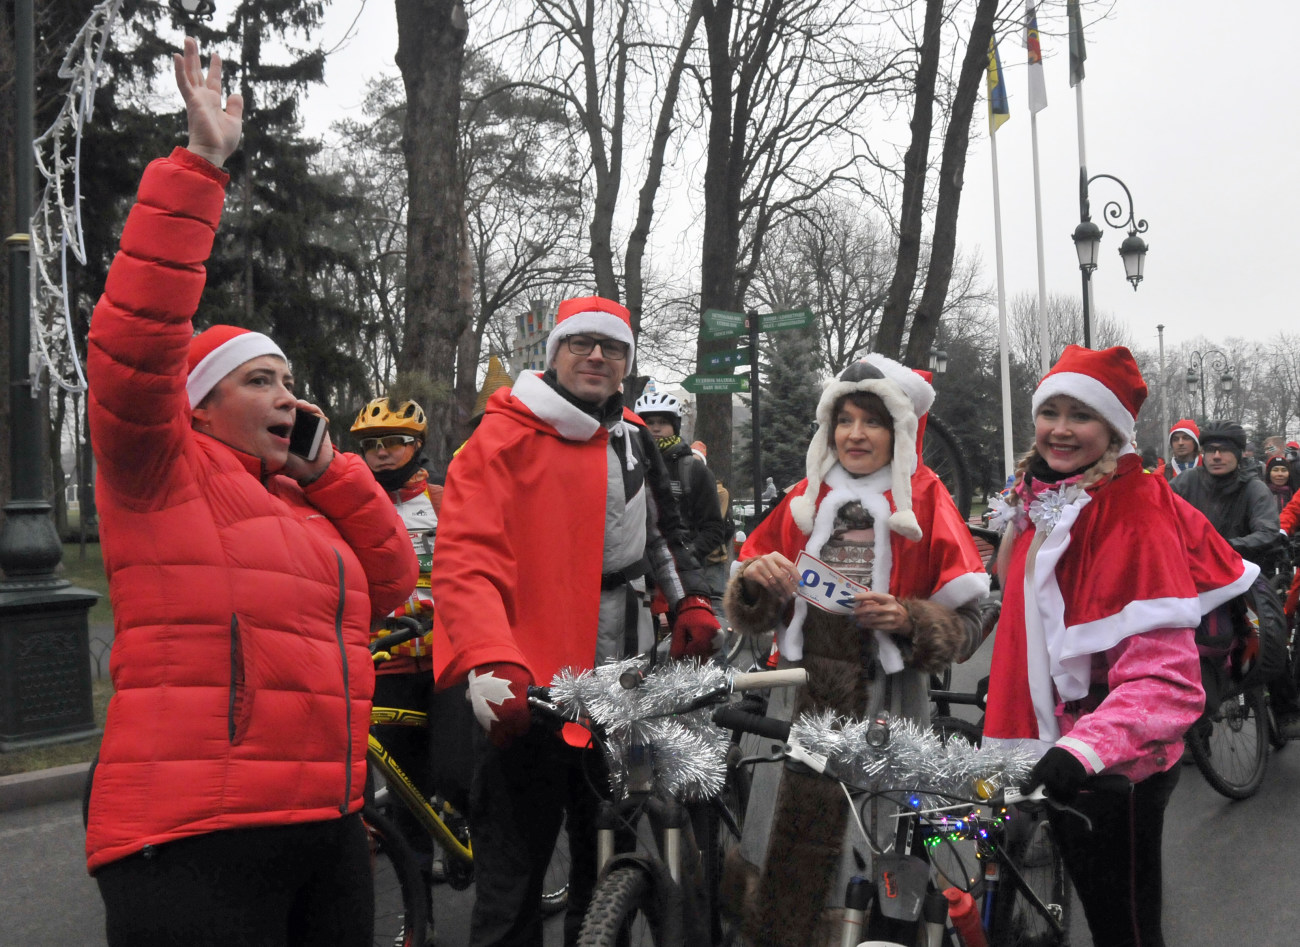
[723,569,786,637]
[903,598,970,673]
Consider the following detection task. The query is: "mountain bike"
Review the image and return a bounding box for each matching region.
[364,620,567,946]
[713,706,1114,947]
[530,658,808,947]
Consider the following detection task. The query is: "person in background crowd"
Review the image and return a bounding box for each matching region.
[85,39,416,946]
[722,355,989,946]
[1141,446,1164,477]
[1166,418,1201,480]
[1286,440,1300,486]
[1266,456,1295,515]
[1171,422,1281,568]
[1242,440,1264,480]
[692,440,735,617]
[983,346,1254,947]
[430,295,719,947]
[633,389,729,630]
[350,396,444,912]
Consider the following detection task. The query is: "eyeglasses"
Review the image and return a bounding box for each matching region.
[564,335,629,360]
[359,434,418,453]
[1203,445,1236,455]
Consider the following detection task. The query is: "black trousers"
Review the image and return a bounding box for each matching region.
[95,814,372,947]
[467,725,610,947]
[1047,765,1180,947]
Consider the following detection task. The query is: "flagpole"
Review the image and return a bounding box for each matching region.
[1031,110,1049,375]
[990,129,1015,481]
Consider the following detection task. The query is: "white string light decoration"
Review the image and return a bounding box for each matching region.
[29,0,125,395]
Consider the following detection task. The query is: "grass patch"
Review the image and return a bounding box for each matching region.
[0,678,112,777]
[59,542,113,626]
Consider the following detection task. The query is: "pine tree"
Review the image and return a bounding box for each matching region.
[735,325,823,498]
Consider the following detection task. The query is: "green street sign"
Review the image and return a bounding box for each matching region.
[701,308,748,340]
[758,307,814,332]
[681,373,751,395]
[699,347,752,373]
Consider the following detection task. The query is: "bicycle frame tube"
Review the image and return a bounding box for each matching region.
[980,838,1066,936]
[370,706,429,727]
[366,735,473,862]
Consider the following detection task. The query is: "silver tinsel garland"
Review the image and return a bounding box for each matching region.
[546,660,1040,809]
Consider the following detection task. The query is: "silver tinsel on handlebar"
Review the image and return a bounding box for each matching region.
[549,658,732,801]
[547,659,1039,808]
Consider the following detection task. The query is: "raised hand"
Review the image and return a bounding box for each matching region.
[173,36,244,168]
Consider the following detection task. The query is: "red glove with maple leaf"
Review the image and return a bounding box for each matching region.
[466,662,533,747]
[670,595,720,659]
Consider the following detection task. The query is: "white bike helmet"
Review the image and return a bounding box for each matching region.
[634,391,681,418]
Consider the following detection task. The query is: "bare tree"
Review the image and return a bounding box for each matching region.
[394,0,470,466]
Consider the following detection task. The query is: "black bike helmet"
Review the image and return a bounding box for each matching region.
[1199,420,1247,455]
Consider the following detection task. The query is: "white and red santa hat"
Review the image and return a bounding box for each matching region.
[545,296,635,377]
[1169,418,1200,447]
[187,325,286,408]
[789,354,934,540]
[1031,344,1147,445]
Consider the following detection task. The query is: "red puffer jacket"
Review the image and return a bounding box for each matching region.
[84,148,416,873]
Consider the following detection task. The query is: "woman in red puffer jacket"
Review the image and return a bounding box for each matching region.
[84,39,416,947]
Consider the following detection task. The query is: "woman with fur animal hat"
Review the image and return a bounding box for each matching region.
[722,354,989,946]
[983,345,1256,947]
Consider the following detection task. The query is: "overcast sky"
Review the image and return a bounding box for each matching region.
[304,1,1300,358]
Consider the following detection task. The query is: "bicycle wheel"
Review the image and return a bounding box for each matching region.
[541,815,570,917]
[698,762,749,946]
[1187,685,1270,800]
[362,804,429,947]
[576,864,661,947]
[991,811,1070,947]
[922,413,972,521]
[931,714,982,747]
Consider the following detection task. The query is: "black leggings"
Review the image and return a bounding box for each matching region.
[95,814,373,947]
[1047,765,1179,947]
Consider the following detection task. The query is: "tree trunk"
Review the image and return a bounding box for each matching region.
[874,0,943,360]
[905,0,998,367]
[395,0,469,468]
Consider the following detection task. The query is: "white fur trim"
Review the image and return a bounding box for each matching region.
[1032,371,1136,442]
[186,332,286,408]
[1199,559,1260,612]
[797,357,928,539]
[1169,425,1200,447]
[778,465,902,671]
[930,570,991,611]
[544,311,635,376]
[1056,735,1104,774]
[511,371,601,441]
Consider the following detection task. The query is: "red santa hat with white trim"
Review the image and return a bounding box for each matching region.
[187,324,287,408]
[1031,345,1147,445]
[789,353,935,540]
[545,296,636,377]
[1169,418,1200,447]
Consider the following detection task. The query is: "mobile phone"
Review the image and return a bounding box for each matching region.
[288,412,328,461]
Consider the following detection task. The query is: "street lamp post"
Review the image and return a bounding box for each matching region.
[1185,349,1233,421]
[1072,172,1149,348]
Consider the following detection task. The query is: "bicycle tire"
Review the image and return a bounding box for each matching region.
[362,804,429,947]
[541,817,570,917]
[990,811,1070,947]
[922,413,973,522]
[698,761,749,946]
[576,864,662,947]
[931,714,982,747]
[1188,685,1270,800]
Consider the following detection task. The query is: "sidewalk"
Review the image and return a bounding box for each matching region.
[0,761,90,812]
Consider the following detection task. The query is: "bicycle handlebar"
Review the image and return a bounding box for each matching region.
[369,616,425,657]
[712,705,792,741]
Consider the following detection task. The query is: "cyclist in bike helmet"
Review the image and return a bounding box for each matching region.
[634,387,729,624]
[351,395,448,895]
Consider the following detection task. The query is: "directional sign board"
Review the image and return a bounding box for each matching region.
[681,373,750,395]
[758,307,814,332]
[701,308,748,340]
[700,347,751,373]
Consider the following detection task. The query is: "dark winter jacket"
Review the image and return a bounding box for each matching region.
[1171,466,1281,565]
[659,438,728,562]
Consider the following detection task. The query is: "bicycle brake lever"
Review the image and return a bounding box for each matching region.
[1002,784,1048,807]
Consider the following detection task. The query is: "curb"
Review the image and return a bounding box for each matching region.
[0,762,90,813]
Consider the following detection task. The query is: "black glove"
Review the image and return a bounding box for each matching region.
[1022,746,1088,803]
